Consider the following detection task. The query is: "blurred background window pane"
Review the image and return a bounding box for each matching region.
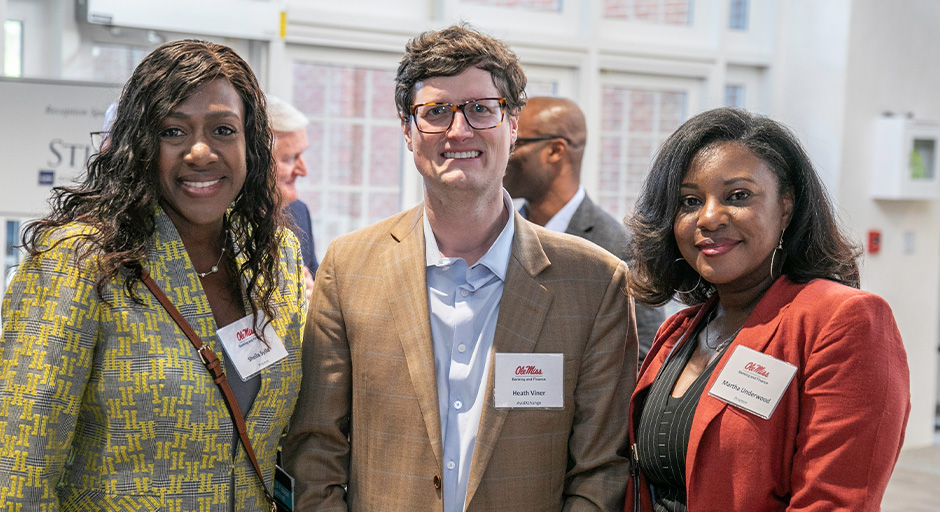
[729,0,749,30]
[725,84,745,108]
[597,85,687,221]
[603,0,692,25]
[4,19,23,77]
[91,44,149,84]
[292,61,403,259]
[526,79,560,98]
[460,0,562,12]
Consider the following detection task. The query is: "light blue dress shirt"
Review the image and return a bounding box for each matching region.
[423,190,515,512]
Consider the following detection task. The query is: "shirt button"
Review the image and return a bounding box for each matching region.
[446,461,456,470]
[460,289,469,297]
[457,344,467,353]
[453,400,463,410]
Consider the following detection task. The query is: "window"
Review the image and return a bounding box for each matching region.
[597,85,688,221]
[725,84,745,108]
[91,44,150,84]
[3,19,23,77]
[291,61,403,257]
[526,79,559,98]
[461,0,562,11]
[729,0,748,30]
[603,0,693,25]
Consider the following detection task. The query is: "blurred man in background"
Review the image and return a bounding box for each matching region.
[267,95,318,298]
[505,96,664,364]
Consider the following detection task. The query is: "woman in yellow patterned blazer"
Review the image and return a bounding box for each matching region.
[0,40,306,511]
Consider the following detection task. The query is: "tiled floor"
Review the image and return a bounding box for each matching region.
[882,441,940,512]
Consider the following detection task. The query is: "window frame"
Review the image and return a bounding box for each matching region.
[592,71,703,220]
[283,44,408,259]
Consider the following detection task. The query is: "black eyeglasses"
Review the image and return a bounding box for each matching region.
[90,131,110,150]
[514,135,572,147]
[410,97,507,134]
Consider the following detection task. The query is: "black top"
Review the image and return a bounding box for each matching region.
[636,319,728,512]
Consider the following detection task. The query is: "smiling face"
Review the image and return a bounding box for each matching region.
[674,143,793,295]
[402,66,518,201]
[273,127,309,206]
[158,78,247,237]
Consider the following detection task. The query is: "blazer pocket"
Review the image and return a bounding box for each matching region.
[58,485,162,512]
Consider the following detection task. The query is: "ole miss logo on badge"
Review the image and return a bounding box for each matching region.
[744,362,770,378]
[515,365,542,375]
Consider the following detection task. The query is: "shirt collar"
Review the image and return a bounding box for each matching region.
[424,189,515,281]
[542,185,586,233]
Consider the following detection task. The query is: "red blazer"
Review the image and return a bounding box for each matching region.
[626,277,910,512]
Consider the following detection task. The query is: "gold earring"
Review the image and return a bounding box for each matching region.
[770,230,785,280]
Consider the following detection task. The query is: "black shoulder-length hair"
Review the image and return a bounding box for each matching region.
[23,39,284,323]
[627,107,861,306]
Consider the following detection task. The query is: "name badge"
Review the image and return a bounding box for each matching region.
[217,312,288,381]
[708,346,797,420]
[273,464,295,511]
[494,353,563,409]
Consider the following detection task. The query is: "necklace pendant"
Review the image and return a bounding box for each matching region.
[196,230,228,279]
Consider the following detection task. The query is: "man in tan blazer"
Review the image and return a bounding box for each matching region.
[284,24,638,512]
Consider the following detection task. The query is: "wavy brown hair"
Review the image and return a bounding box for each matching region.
[23,39,284,325]
[394,23,527,118]
[627,108,861,306]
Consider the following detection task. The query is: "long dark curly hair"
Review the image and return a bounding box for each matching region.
[23,39,284,324]
[627,108,861,306]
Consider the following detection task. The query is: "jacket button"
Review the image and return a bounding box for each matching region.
[433,475,442,489]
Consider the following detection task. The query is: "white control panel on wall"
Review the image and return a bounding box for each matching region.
[872,116,940,200]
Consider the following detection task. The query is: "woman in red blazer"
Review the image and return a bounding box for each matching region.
[624,108,910,512]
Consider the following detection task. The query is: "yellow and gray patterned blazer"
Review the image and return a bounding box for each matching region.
[0,207,306,511]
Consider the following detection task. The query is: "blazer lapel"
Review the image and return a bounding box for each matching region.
[466,213,553,504]
[685,278,800,475]
[146,207,216,341]
[564,193,595,239]
[381,206,444,465]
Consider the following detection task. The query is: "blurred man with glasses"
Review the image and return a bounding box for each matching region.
[286,24,637,512]
[505,96,664,365]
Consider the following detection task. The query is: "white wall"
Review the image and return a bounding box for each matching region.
[770,0,851,193]
[837,0,940,449]
[767,0,938,449]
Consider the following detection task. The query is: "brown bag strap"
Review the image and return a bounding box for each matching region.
[141,270,276,510]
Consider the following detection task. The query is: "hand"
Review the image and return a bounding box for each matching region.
[302,266,315,304]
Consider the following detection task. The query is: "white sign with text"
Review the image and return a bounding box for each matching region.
[708,345,797,420]
[217,312,288,381]
[494,353,563,409]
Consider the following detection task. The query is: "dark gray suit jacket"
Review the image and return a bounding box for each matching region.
[285,199,319,275]
[565,194,664,364]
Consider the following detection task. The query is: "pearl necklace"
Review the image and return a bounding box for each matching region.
[196,231,228,279]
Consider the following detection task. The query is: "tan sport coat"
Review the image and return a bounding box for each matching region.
[285,205,638,511]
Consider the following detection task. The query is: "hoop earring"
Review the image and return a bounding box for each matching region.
[673,257,702,294]
[770,230,785,281]
[675,274,702,295]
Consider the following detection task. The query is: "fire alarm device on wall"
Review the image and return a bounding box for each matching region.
[867,230,881,254]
